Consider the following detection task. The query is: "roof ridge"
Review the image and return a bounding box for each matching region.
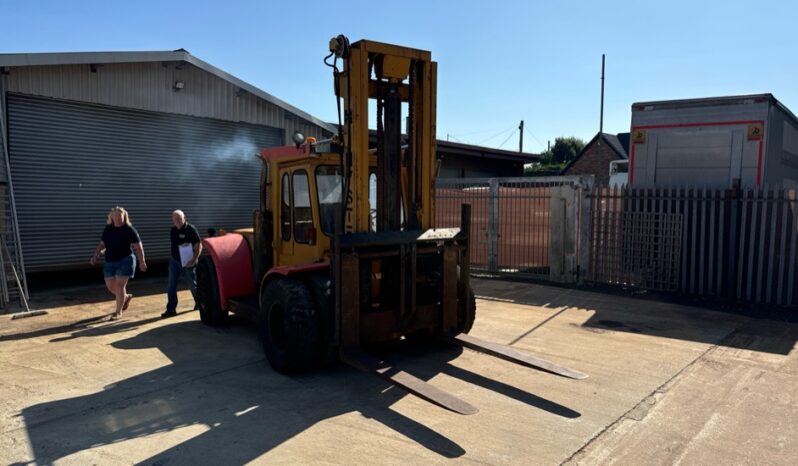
[0,50,335,133]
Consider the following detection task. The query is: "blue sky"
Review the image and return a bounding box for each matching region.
[1,0,795,153]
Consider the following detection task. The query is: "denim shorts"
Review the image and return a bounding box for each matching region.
[104,254,136,279]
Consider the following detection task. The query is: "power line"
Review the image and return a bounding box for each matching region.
[455,126,523,137]
[497,128,518,149]
[475,125,516,145]
[524,126,544,147]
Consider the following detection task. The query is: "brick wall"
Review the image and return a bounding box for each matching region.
[564,139,621,186]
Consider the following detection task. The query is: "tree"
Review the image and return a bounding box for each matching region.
[550,136,585,164]
[538,148,553,164]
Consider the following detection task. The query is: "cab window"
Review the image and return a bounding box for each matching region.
[315,165,342,235]
[293,170,313,243]
[280,173,291,241]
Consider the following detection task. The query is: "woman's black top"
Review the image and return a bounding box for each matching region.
[101,224,141,261]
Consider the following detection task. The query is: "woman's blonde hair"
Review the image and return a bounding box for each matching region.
[106,206,132,225]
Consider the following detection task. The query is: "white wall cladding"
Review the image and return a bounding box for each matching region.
[3,61,327,141]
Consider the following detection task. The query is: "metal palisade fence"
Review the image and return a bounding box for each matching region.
[588,185,798,306]
[436,177,798,308]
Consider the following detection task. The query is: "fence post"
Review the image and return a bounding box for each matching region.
[549,183,579,283]
[577,177,593,283]
[487,178,499,273]
[725,184,740,301]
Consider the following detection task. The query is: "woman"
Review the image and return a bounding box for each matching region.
[90,206,147,320]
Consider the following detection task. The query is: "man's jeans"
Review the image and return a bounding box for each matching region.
[167,257,198,313]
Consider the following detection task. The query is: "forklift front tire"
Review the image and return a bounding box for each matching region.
[196,256,227,326]
[258,278,320,373]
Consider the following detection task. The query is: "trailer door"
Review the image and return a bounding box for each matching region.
[654,130,734,188]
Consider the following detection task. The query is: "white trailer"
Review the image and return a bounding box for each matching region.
[609,160,628,187]
[629,94,798,189]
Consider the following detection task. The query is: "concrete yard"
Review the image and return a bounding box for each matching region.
[1,278,796,465]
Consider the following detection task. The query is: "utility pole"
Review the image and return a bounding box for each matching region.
[518,120,524,153]
[600,54,605,134]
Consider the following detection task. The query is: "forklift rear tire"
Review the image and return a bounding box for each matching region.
[196,256,227,326]
[258,278,320,374]
[458,287,477,334]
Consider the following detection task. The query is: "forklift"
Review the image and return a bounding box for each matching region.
[196,36,586,414]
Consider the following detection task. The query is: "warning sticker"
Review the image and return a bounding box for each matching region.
[747,123,764,140]
[632,129,646,144]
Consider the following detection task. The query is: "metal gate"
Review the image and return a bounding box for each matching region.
[6,93,283,272]
[435,176,592,283]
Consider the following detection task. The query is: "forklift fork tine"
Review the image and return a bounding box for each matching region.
[441,333,589,380]
[340,349,478,415]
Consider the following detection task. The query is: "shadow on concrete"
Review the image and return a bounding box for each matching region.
[17,318,579,464]
[473,278,798,355]
[383,341,582,419]
[23,264,172,310]
[0,314,111,343]
[48,316,166,343]
[0,313,170,344]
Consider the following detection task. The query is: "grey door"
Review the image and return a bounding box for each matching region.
[7,93,283,272]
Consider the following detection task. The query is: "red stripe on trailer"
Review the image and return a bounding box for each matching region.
[633,120,764,130]
[203,233,255,309]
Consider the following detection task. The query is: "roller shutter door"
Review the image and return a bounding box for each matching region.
[7,93,282,272]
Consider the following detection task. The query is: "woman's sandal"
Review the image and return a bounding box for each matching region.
[122,294,133,311]
[110,313,120,321]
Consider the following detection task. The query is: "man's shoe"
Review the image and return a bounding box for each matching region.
[161,310,177,318]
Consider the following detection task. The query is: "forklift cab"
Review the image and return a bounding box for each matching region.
[259,145,382,270]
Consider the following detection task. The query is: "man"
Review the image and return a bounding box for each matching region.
[162,209,202,318]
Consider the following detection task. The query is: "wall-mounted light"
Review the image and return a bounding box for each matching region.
[174,80,185,91]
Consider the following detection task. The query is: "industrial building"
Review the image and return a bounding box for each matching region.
[435,140,539,178]
[367,133,540,178]
[0,49,333,307]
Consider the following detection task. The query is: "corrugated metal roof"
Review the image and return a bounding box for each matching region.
[632,93,777,109]
[436,140,540,163]
[0,49,336,134]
